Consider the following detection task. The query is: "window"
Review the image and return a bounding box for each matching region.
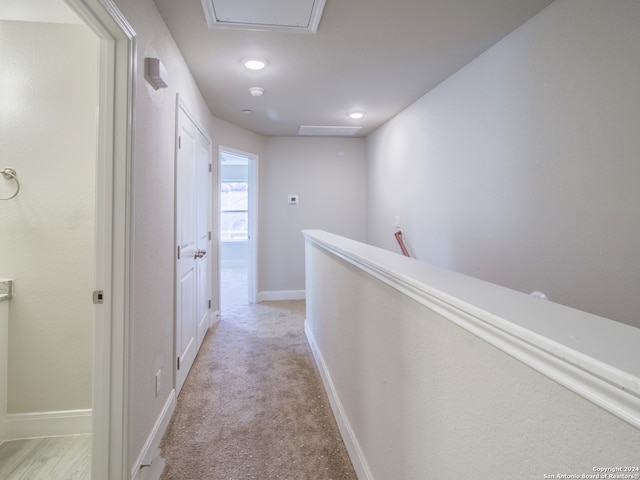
[220,181,248,241]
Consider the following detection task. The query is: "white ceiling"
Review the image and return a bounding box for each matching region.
[3,0,555,138]
[154,0,554,137]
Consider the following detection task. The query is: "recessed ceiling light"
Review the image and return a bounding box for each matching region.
[242,109,253,114]
[243,58,267,71]
[249,87,264,97]
[348,112,365,120]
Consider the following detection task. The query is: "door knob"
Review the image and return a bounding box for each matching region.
[194,249,207,259]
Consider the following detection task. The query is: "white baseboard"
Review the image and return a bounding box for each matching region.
[131,389,176,480]
[4,408,92,441]
[257,290,305,302]
[138,452,165,480]
[304,323,373,480]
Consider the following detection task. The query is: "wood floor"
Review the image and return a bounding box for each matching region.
[0,435,90,480]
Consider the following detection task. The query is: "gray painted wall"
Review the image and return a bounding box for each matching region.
[260,136,366,294]
[366,0,640,328]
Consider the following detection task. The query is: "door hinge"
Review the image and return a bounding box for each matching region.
[93,290,104,305]
[177,245,181,259]
[208,231,211,241]
[177,357,180,370]
[208,299,211,309]
[209,163,212,173]
[178,136,181,149]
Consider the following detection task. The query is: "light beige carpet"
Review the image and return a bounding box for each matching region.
[159,300,357,479]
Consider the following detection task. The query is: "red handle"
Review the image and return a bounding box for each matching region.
[395,230,410,257]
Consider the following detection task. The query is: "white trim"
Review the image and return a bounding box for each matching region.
[247,153,258,305]
[130,389,176,480]
[305,324,373,480]
[65,1,136,479]
[175,95,213,145]
[303,230,640,430]
[0,299,8,443]
[257,290,306,302]
[4,409,92,441]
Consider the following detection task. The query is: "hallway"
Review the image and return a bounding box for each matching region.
[159,297,356,479]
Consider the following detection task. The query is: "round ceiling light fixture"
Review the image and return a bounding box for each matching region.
[348,112,365,120]
[243,58,267,71]
[249,87,264,97]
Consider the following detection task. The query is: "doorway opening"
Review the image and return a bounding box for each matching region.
[219,148,257,310]
[0,7,98,479]
[0,0,135,478]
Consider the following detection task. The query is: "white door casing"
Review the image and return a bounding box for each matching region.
[195,136,211,348]
[175,101,211,394]
[62,1,136,478]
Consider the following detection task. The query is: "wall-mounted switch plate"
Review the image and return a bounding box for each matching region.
[394,216,401,228]
[288,195,299,205]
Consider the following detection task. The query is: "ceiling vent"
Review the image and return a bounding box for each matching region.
[298,126,362,137]
[201,0,326,33]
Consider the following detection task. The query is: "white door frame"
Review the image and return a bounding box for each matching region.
[218,146,259,304]
[66,1,135,479]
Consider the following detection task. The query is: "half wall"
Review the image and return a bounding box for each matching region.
[304,230,640,479]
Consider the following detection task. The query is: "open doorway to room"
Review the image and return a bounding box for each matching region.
[0,0,134,478]
[0,5,99,479]
[219,148,257,310]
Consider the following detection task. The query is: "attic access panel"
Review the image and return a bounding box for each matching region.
[297,126,362,137]
[201,0,326,33]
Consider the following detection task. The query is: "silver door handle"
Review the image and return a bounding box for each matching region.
[194,249,207,259]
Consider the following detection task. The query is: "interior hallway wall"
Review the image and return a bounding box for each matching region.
[260,136,366,296]
[0,21,97,413]
[111,0,265,470]
[366,0,640,328]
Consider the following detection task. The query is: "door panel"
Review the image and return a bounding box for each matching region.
[175,105,211,394]
[176,120,197,394]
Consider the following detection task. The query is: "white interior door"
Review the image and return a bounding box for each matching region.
[176,103,211,394]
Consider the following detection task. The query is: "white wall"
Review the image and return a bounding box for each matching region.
[366,0,640,328]
[0,21,97,413]
[260,137,366,296]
